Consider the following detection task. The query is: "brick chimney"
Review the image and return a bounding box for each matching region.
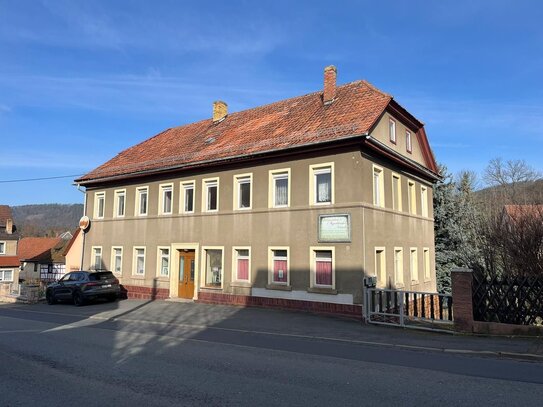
[213,100,228,123]
[5,218,12,234]
[323,65,337,105]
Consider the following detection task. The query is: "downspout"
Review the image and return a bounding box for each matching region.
[76,184,86,270]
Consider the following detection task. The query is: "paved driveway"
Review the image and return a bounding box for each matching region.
[0,300,542,406]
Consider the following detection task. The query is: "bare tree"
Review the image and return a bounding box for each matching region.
[483,158,541,204]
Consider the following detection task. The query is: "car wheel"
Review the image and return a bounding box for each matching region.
[46,290,56,305]
[73,292,85,307]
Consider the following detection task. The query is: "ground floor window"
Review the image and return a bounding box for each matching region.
[233,247,250,282]
[204,248,223,288]
[112,247,123,274]
[134,247,146,275]
[92,247,102,270]
[270,248,289,285]
[375,248,386,287]
[159,248,170,277]
[0,269,13,282]
[311,248,334,288]
[394,248,404,286]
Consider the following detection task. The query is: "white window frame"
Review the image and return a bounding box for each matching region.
[374,247,386,288]
[202,177,220,213]
[309,246,335,289]
[406,130,412,153]
[94,192,105,219]
[114,189,126,218]
[157,246,170,278]
[159,183,174,215]
[423,248,431,282]
[269,168,291,208]
[201,246,224,289]
[421,186,428,217]
[233,173,253,210]
[91,246,102,271]
[394,247,404,287]
[389,118,396,143]
[0,269,14,282]
[408,180,417,215]
[232,246,251,283]
[133,246,146,276]
[135,186,149,217]
[111,246,123,275]
[410,247,419,284]
[309,162,334,205]
[0,241,5,255]
[391,173,402,212]
[372,165,385,208]
[180,180,196,214]
[268,246,290,286]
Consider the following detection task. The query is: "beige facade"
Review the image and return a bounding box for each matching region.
[82,121,437,306]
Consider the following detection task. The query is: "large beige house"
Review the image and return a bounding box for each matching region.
[76,66,439,316]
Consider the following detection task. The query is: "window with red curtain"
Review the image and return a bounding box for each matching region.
[236,249,249,280]
[272,249,288,283]
[315,250,332,286]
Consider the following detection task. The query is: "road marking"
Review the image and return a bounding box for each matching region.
[0,329,42,334]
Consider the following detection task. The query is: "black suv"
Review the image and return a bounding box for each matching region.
[46,271,120,306]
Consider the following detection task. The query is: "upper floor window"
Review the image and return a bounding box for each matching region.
[114,190,126,218]
[421,186,428,217]
[389,119,396,143]
[373,165,384,208]
[181,181,195,213]
[159,184,173,215]
[310,163,334,205]
[392,173,402,211]
[94,192,105,219]
[269,169,290,208]
[203,178,219,212]
[136,187,148,216]
[234,174,252,210]
[406,131,412,153]
[408,180,417,215]
[0,241,5,255]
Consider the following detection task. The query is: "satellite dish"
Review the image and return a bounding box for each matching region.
[79,216,90,231]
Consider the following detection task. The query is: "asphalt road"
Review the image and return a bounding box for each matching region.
[0,301,542,407]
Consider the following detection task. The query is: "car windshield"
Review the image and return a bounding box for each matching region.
[88,272,114,281]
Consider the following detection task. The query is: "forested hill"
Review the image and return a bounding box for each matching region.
[474,179,543,204]
[12,204,84,237]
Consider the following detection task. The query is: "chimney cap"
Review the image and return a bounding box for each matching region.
[324,65,337,73]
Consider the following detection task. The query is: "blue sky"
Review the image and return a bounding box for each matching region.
[1,0,542,205]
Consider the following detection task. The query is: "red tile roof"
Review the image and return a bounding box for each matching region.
[77,79,436,184]
[0,256,19,267]
[17,237,62,262]
[0,205,12,227]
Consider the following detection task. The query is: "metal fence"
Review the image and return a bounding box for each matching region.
[472,274,543,325]
[365,287,453,331]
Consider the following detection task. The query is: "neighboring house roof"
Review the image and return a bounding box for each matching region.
[17,237,63,263]
[503,205,543,221]
[0,256,20,268]
[59,231,74,240]
[0,205,12,227]
[76,79,438,185]
[62,228,80,257]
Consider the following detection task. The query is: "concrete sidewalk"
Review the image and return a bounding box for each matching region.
[4,299,543,360]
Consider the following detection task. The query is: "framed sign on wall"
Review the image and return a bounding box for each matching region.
[318,214,351,243]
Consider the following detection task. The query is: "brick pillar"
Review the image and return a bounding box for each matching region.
[451,268,474,333]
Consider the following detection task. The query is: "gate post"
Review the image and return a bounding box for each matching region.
[451,268,474,333]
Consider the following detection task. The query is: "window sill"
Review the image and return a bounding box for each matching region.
[131,274,145,279]
[200,286,223,291]
[231,281,252,288]
[411,280,420,285]
[307,287,337,295]
[266,284,292,291]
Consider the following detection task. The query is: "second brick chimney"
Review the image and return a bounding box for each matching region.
[5,218,12,234]
[213,101,228,123]
[323,65,337,105]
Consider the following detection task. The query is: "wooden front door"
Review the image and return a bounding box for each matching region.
[178,250,195,299]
